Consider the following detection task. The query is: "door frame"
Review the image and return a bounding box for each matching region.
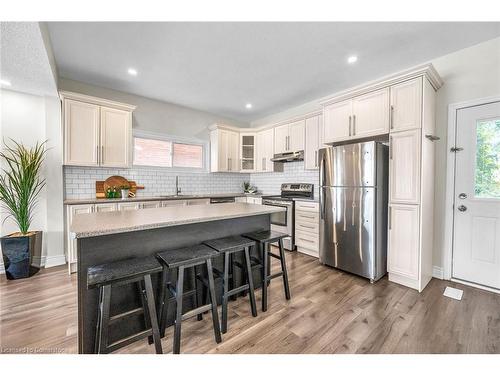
[443,95,500,281]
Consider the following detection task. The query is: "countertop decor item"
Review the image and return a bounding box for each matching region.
[120,184,130,199]
[96,176,144,199]
[243,181,257,194]
[0,139,46,279]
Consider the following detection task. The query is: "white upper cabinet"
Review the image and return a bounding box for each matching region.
[390,78,422,132]
[256,127,274,172]
[64,99,100,166]
[274,123,289,154]
[323,99,352,143]
[304,115,320,170]
[274,120,305,153]
[389,129,421,204]
[323,88,389,144]
[61,92,135,168]
[240,133,256,172]
[100,107,131,168]
[351,88,389,139]
[289,120,305,152]
[210,128,240,172]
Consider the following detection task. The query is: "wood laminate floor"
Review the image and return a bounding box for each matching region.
[1,252,499,354]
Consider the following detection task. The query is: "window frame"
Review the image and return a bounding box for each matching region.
[132,130,208,172]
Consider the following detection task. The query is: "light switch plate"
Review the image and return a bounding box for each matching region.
[443,286,463,301]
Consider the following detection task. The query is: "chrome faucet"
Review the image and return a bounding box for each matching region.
[175,176,182,196]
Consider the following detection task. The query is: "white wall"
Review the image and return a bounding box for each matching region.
[248,37,500,273]
[431,37,500,269]
[0,89,64,271]
[58,78,249,140]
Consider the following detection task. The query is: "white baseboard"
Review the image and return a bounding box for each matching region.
[0,254,66,274]
[432,266,444,280]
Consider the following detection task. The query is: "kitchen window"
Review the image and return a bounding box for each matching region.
[133,133,205,169]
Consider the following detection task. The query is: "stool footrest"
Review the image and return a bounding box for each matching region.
[106,329,152,353]
[109,307,144,324]
[269,253,281,260]
[226,284,249,297]
[182,304,213,321]
[266,272,284,280]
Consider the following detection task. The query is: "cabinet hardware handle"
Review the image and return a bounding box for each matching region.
[227,157,230,171]
[96,145,99,164]
[353,115,356,136]
[425,134,440,141]
[390,105,394,129]
[389,136,393,160]
[349,116,352,137]
[299,215,315,219]
[389,206,392,230]
[315,150,318,167]
[299,224,315,229]
[101,145,104,164]
[299,238,315,243]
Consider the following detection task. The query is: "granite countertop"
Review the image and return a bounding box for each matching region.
[64,192,263,205]
[70,202,284,238]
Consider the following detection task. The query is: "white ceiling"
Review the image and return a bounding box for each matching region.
[1,22,58,97]
[46,22,500,122]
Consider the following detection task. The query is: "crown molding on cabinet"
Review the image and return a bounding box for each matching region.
[209,109,322,133]
[59,91,137,112]
[319,63,443,107]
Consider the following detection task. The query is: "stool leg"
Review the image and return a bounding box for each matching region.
[221,251,230,333]
[97,284,111,354]
[206,258,222,343]
[94,287,103,354]
[144,274,163,354]
[244,246,258,317]
[262,243,269,312]
[173,266,184,354]
[278,239,291,300]
[230,252,237,301]
[158,268,170,338]
[137,280,154,345]
[194,266,203,321]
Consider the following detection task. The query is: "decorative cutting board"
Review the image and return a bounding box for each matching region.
[95,175,144,199]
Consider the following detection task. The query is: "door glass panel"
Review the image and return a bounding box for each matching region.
[474,118,500,198]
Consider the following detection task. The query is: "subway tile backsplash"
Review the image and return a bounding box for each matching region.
[249,162,319,197]
[63,166,250,199]
[63,162,319,200]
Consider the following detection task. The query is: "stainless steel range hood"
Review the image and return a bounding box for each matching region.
[270,150,304,162]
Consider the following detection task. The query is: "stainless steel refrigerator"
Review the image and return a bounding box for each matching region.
[319,141,389,282]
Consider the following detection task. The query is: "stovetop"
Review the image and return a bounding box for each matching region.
[262,183,315,202]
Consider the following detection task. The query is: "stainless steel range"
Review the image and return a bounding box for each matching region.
[262,183,314,251]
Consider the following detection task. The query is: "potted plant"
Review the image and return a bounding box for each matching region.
[0,140,46,280]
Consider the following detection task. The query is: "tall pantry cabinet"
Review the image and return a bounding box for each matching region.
[387,75,439,292]
[320,64,442,292]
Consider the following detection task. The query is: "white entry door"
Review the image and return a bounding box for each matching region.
[453,101,500,289]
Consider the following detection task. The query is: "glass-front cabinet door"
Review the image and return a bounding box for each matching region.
[240,133,256,172]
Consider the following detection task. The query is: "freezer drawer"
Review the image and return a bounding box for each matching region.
[319,186,377,279]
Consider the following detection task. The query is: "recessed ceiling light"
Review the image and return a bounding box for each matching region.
[347,55,358,64]
[0,79,12,87]
[245,103,253,109]
[127,68,138,76]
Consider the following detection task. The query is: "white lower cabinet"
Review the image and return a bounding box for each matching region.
[388,204,420,285]
[141,201,161,209]
[187,198,210,205]
[294,201,319,258]
[94,203,117,212]
[162,199,187,207]
[117,202,141,211]
[247,197,262,205]
[66,204,94,274]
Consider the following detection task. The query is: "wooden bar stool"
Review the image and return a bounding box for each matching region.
[242,231,291,312]
[156,244,221,354]
[203,235,258,333]
[87,256,163,354]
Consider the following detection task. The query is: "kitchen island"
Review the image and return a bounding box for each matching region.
[70,202,284,353]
